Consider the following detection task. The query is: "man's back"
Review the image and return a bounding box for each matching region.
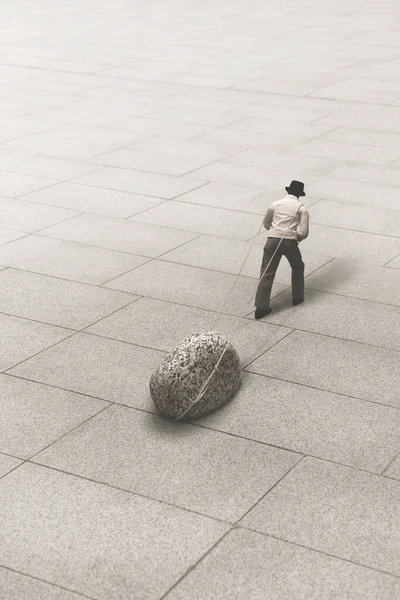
[264,195,309,241]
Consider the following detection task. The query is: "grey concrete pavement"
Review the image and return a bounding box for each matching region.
[0,1,399,598]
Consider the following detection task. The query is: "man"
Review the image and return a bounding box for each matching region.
[255,180,309,319]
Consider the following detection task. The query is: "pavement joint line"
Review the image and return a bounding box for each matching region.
[155,232,204,259]
[0,255,154,286]
[30,231,159,258]
[74,329,170,354]
[0,266,142,294]
[1,181,169,220]
[26,460,232,525]
[241,327,295,370]
[0,308,79,331]
[2,378,397,480]
[293,135,400,157]
[123,198,170,220]
[239,529,400,581]
[32,211,86,235]
[0,563,97,600]
[243,370,400,412]
[158,529,233,600]
[383,252,400,267]
[235,456,305,525]
[309,221,400,240]
[193,420,400,476]
[2,329,78,374]
[247,321,400,355]
[381,450,400,476]
[64,177,203,202]
[17,201,400,247]
[26,403,112,464]
[99,257,155,287]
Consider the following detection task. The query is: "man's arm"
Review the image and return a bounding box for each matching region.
[263,205,273,230]
[297,207,309,241]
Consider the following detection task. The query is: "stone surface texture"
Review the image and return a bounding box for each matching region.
[0,1,399,598]
[150,332,241,420]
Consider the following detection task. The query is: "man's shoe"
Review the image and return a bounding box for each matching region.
[293,299,304,306]
[255,308,272,319]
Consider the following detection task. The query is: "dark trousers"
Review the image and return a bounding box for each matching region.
[255,238,304,309]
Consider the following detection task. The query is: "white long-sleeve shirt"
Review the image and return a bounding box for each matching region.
[263,195,309,241]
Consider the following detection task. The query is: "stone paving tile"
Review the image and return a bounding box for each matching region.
[132,135,241,160]
[0,312,72,372]
[306,178,400,212]
[86,297,290,367]
[2,0,400,595]
[0,227,27,245]
[71,99,168,119]
[105,260,287,316]
[114,116,214,139]
[324,127,400,150]
[166,529,400,600]
[0,171,56,198]
[0,149,100,180]
[0,269,136,329]
[228,117,332,138]
[196,128,304,152]
[310,200,400,238]
[9,332,166,409]
[385,456,400,481]
[247,330,400,409]
[0,116,56,143]
[336,61,400,80]
[73,166,205,199]
[224,149,342,177]
[0,197,79,233]
[35,404,300,521]
[22,182,165,218]
[316,111,400,135]
[0,236,148,285]
[386,254,400,269]
[264,224,400,266]
[318,103,400,124]
[91,148,212,176]
[41,213,199,257]
[2,134,131,162]
[305,259,400,306]
[148,106,242,127]
[241,457,400,576]
[325,163,400,187]
[0,567,86,600]
[227,103,345,122]
[310,79,400,103]
[188,162,310,190]
[198,372,400,473]
[131,200,262,240]
[0,463,228,600]
[227,93,350,114]
[0,454,22,478]
[293,139,400,165]
[264,289,400,352]
[176,182,262,211]
[47,124,139,146]
[162,235,332,283]
[0,374,107,459]
[26,105,126,128]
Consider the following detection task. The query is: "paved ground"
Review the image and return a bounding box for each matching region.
[0,1,400,598]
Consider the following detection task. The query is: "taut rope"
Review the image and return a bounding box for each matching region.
[174,206,302,421]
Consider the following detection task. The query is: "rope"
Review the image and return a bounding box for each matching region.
[174,206,302,421]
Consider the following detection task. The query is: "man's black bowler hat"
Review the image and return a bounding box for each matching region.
[285,180,306,196]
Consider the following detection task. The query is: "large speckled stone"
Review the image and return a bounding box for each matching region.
[150,332,241,421]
